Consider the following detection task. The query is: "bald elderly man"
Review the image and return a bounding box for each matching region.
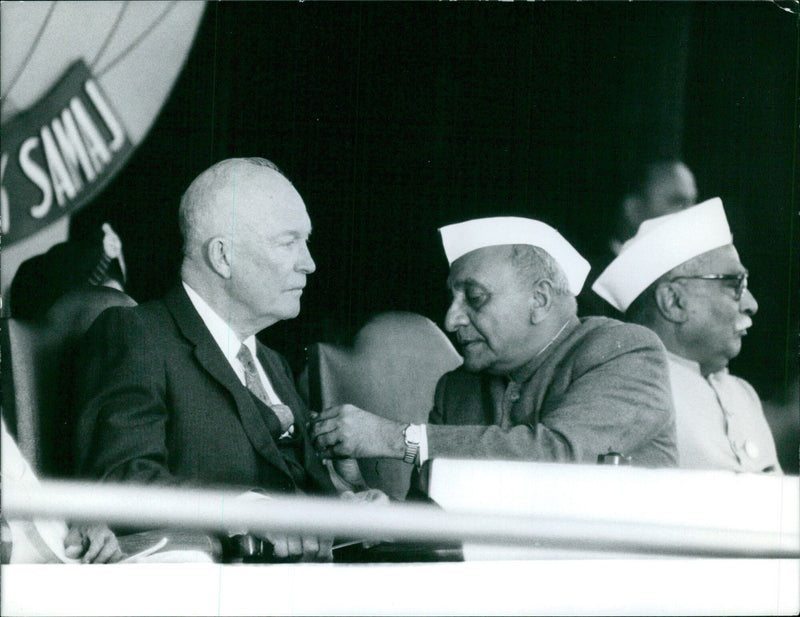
[74,158,337,561]
[312,217,678,469]
[593,198,781,473]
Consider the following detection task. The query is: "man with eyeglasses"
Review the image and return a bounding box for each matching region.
[312,216,678,469]
[593,198,781,473]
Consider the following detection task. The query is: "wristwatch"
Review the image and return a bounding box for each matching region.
[403,423,422,464]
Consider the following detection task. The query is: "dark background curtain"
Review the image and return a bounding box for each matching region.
[72,1,798,467]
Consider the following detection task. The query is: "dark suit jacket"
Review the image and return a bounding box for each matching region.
[427,316,678,468]
[74,285,335,495]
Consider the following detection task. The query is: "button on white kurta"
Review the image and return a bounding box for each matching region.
[744,440,760,459]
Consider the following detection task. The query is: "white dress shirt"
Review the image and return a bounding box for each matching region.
[666,351,781,473]
[182,282,284,406]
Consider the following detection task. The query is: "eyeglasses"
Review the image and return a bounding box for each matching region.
[669,270,749,301]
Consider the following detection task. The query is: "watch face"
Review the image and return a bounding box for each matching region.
[405,424,421,444]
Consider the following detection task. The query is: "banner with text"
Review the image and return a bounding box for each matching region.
[1,60,132,246]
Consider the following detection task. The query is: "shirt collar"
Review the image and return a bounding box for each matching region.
[666,350,729,378]
[511,314,581,383]
[182,281,256,362]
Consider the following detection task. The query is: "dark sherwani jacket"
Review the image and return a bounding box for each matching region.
[427,316,679,468]
[74,285,335,495]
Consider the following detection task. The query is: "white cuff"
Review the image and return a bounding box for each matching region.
[419,424,429,465]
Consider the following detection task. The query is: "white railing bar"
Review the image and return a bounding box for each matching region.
[3,480,798,558]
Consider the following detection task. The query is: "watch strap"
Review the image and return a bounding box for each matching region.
[403,424,420,464]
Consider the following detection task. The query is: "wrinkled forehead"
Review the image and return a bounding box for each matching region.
[447,245,515,289]
[675,244,743,276]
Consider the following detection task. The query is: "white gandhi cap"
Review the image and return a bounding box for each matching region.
[438,216,591,295]
[592,197,733,312]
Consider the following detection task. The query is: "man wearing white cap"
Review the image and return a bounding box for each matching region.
[579,159,698,318]
[593,198,781,473]
[312,216,678,469]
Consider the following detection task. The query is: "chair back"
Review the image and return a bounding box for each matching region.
[306,311,462,500]
[1,286,136,476]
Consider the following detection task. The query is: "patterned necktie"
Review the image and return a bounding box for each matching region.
[236,344,294,434]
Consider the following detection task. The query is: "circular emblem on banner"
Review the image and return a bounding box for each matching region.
[1,1,206,246]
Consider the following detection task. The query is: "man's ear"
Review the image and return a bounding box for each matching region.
[654,282,688,323]
[530,279,554,324]
[205,236,233,279]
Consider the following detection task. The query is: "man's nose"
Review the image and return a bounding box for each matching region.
[740,288,758,316]
[297,242,316,274]
[444,300,468,332]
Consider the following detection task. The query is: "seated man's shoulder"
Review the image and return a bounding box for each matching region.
[85,296,171,343]
[574,316,666,362]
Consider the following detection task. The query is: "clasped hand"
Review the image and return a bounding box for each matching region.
[309,405,405,459]
[64,523,124,563]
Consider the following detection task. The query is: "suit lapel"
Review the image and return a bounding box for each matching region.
[256,346,305,419]
[164,286,294,480]
[256,345,335,493]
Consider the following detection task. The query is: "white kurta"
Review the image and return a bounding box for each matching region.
[666,352,781,473]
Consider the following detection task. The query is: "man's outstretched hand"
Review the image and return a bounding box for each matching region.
[310,405,406,459]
